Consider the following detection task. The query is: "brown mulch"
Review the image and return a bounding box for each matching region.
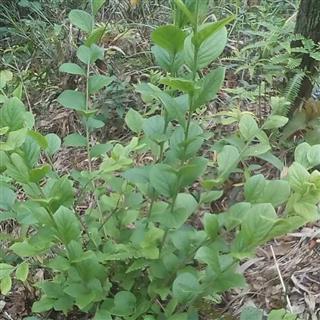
[224,226,320,319]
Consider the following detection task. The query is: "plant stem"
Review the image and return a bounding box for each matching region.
[85,63,93,172]
[182,0,200,161]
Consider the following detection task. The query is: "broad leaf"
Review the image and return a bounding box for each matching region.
[160,77,196,94]
[151,25,186,54]
[217,145,240,179]
[85,25,107,46]
[125,108,144,133]
[193,67,225,109]
[239,114,259,141]
[0,275,12,295]
[77,44,104,65]
[111,291,136,316]
[0,263,14,279]
[152,46,184,73]
[0,97,26,131]
[32,297,55,313]
[149,164,178,197]
[89,75,113,94]
[0,183,16,210]
[203,213,219,240]
[173,0,195,25]
[92,0,106,15]
[59,63,85,76]
[244,175,290,207]
[64,133,87,147]
[178,157,207,189]
[15,262,29,282]
[0,70,13,89]
[90,143,112,157]
[288,162,310,193]
[53,206,81,244]
[28,130,48,149]
[263,115,288,129]
[143,115,166,142]
[30,165,51,183]
[172,272,200,303]
[184,27,227,70]
[46,133,61,156]
[69,9,93,33]
[192,16,234,48]
[57,90,86,111]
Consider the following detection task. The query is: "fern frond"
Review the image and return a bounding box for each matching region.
[271,96,291,116]
[284,72,305,105]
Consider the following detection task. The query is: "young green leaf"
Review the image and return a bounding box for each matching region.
[92,0,106,15]
[32,297,55,313]
[0,263,14,279]
[151,25,186,54]
[57,90,86,111]
[152,46,184,73]
[203,213,219,240]
[10,240,49,257]
[15,262,29,282]
[12,83,23,99]
[77,44,104,65]
[0,128,27,151]
[0,184,16,210]
[53,206,81,244]
[143,115,166,142]
[94,309,112,320]
[0,97,26,131]
[0,275,12,295]
[184,27,227,70]
[173,0,195,25]
[193,67,225,109]
[192,16,234,48]
[149,164,178,197]
[244,175,291,207]
[28,130,48,149]
[239,114,259,141]
[111,291,137,316]
[46,133,61,156]
[287,162,310,193]
[90,143,112,157]
[178,157,208,189]
[59,63,86,76]
[89,75,113,94]
[263,115,288,129]
[199,190,223,204]
[217,145,240,179]
[64,133,87,147]
[69,9,93,33]
[268,309,297,320]
[125,108,144,133]
[160,77,196,94]
[29,164,51,183]
[0,70,13,89]
[307,145,320,168]
[85,25,107,46]
[172,272,200,303]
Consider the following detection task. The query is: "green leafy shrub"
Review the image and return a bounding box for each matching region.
[0,1,319,319]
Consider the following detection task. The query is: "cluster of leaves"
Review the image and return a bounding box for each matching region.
[241,306,298,320]
[0,1,320,319]
[223,0,320,109]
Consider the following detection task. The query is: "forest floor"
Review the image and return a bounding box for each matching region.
[1,2,320,319]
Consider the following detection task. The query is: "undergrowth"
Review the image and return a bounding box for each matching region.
[0,1,320,320]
